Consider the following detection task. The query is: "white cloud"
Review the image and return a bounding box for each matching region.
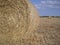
[35,0,60,9]
[35,4,41,9]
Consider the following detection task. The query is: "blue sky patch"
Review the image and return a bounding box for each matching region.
[30,0,60,16]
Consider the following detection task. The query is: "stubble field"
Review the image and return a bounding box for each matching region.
[33,17,60,45]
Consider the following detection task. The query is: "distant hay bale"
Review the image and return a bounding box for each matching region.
[0,0,40,44]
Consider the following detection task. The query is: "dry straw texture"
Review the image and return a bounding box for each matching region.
[0,0,40,45]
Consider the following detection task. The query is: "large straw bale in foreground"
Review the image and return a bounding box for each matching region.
[0,0,40,45]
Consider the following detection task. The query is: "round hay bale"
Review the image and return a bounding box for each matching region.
[0,0,40,45]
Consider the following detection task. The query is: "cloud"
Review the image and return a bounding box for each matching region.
[35,0,60,9]
[35,4,40,9]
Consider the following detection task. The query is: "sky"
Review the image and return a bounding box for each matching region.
[30,0,60,16]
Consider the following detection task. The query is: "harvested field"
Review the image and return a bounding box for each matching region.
[31,17,60,45]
